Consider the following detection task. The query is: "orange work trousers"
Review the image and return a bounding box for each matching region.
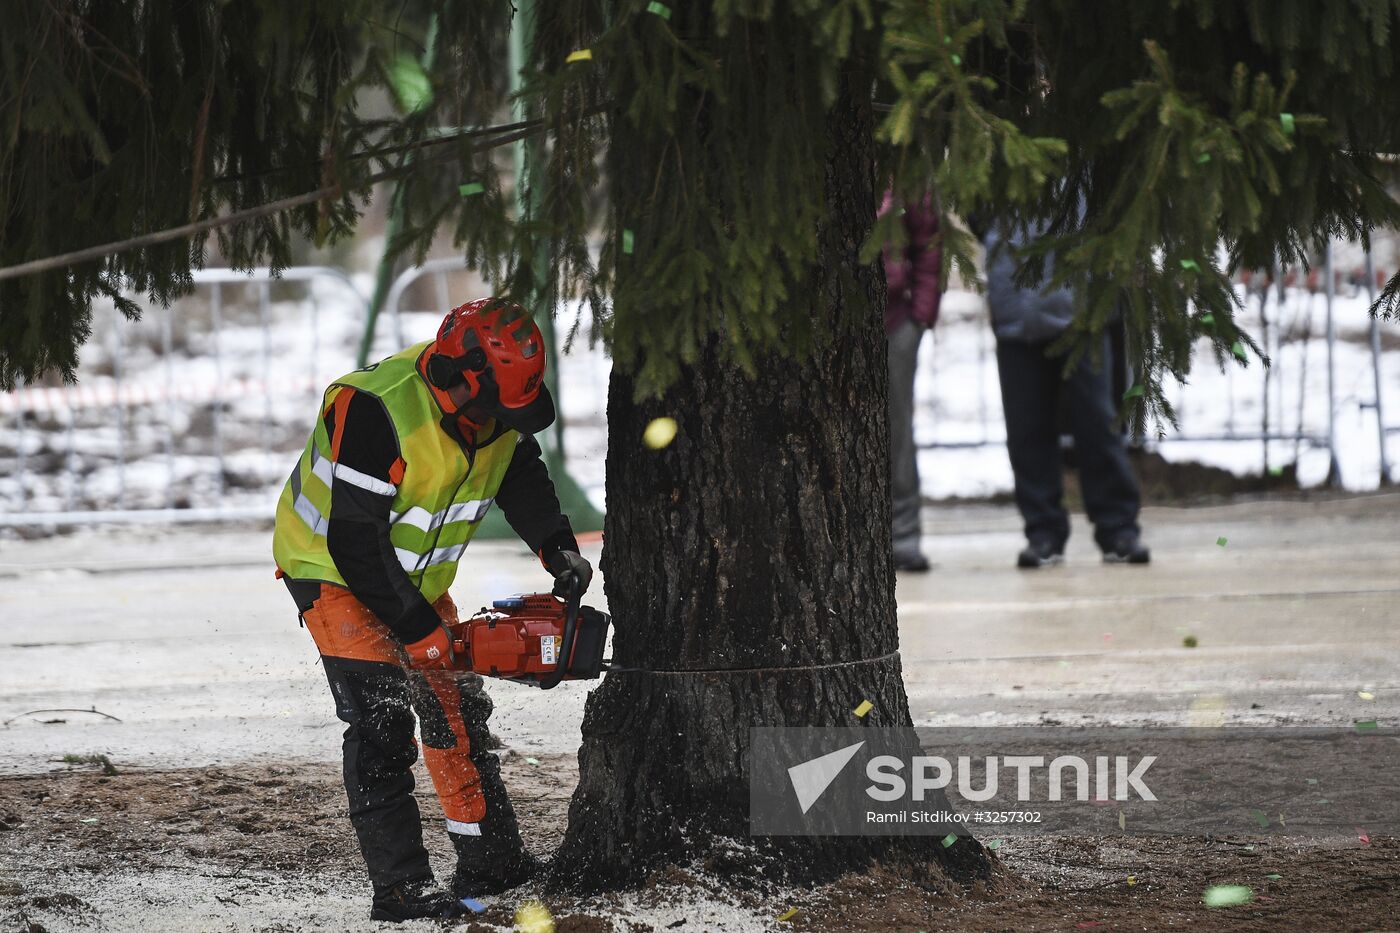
[293,581,496,890]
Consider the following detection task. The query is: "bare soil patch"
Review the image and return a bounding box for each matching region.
[1,758,1395,931]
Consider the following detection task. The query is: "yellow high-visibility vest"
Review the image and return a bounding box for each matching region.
[273,341,517,602]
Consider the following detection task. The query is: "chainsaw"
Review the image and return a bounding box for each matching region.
[445,577,611,689]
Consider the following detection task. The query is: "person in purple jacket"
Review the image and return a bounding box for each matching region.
[882,192,942,572]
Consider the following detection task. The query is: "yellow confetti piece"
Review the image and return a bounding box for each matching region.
[1118,810,1126,830]
[566,49,593,64]
[853,700,874,718]
[777,908,798,922]
[514,898,555,933]
[1127,875,1137,886]
[643,416,678,449]
[1182,635,1198,648]
[1359,691,1375,700]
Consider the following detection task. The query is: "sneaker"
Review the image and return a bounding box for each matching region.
[1102,532,1150,565]
[1016,539,1065,569]
[369,877,468,922]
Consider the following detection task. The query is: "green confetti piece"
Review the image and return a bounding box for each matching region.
[458,182,484,197]
[1251,808,1270,829]
[525,756,540,765]
[1200,313,1215,326]
[389,55,433,114]
[1305,778,1318,785]
[1203,885,1253,908]
[646,1,672,19]
[622,228,635,255]
[1197,152,1211,164]
[944,35,953,45]
[1216,536,1228,547]
[1122,384,1144,401]
[941,833,958,848]
[1354,719,1379,732]
[951,54,962,66]
[1317,799,1331,804]
[1231,341,1248,361]
[1280,112,1295,136]
[1180,258,1200,271]
[1268,465,1284,477]
[1265,873,1283,881]
[987,839,1003,850]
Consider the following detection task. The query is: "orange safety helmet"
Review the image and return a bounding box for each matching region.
[425,298,555,435]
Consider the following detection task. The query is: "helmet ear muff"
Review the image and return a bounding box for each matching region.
[427,353,464,390]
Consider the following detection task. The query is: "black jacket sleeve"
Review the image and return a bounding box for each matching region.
[494,433,579,564]
[324,389,442,645]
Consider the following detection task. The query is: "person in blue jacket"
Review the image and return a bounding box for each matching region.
[983,221,1150,568]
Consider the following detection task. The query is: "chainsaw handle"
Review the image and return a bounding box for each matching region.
[538,573,582,690]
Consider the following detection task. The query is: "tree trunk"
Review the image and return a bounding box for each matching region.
[552,55,990,891]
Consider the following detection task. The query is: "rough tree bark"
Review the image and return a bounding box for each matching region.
[550,56,991,891]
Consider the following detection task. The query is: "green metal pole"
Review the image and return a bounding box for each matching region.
[502,0,603,532]
[358,18,438,368]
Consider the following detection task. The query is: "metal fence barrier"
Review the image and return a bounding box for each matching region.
[1,248,1395,529]
[1,267,364,525]
[916,244,1396,489]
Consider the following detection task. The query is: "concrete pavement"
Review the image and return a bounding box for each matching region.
[0,494,1395,773]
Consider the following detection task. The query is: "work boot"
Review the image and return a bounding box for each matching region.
[1016,538,1065,569]
[369,876,467,922]
[451,831,542,898]
[451,759,541,898]
[1102,531,1151,565]
[893,541,932,572]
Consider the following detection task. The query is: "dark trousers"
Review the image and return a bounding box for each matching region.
[995,337,1141,550]
[285,580,520,894]
[887,319,926,555]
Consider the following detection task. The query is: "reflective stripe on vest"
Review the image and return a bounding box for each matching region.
[272,342,518,602]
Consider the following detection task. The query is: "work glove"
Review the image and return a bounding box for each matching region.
[546,550,593,598]
[404,623,456,671]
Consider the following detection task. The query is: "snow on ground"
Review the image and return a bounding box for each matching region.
[0,267,1397,526]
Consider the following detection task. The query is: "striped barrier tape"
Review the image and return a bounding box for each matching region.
[0,375,321,416]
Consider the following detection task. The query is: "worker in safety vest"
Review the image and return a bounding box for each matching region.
[273,298,592,922]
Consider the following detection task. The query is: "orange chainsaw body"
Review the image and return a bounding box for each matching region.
[446,593,609,688]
